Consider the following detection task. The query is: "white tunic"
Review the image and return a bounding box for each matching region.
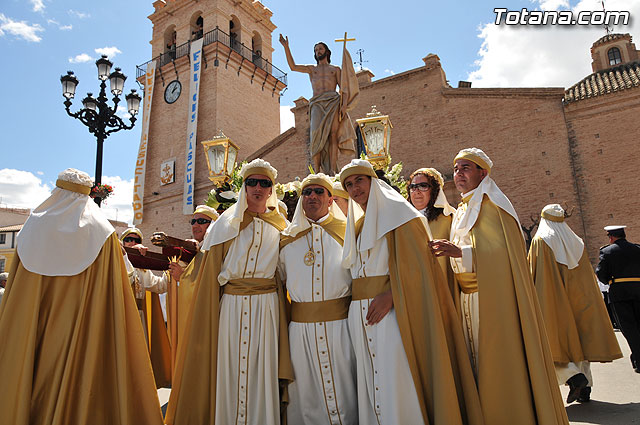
[216,217,281,425]
[349,234,422,425]
[449,194,480,372]
[279,218,357,425]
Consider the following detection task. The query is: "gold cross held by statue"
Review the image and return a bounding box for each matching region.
[335,32,355,49]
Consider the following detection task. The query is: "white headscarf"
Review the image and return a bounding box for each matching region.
[17,168,114,276]
[202,159,279,249]
[340,159,432,269]
[534,204,584,269]
[282,173,345,238]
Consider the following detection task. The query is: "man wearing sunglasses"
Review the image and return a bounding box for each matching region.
[168,205,218,348]
[279,173,356,424]
[121,227,172,388]
[166,159,292,425]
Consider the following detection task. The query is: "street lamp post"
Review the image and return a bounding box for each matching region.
[60,55,141,206]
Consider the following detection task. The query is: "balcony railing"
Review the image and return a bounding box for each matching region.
[136,27,287,86]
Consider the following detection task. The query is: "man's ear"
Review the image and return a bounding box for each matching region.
[327,197,334,206]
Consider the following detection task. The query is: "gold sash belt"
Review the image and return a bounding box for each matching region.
[224,278,277,295]
[290,296,351,323]
[55,179,91,195]
[610,277,640,284]
[352,276,391,301]
[455,272,479,294]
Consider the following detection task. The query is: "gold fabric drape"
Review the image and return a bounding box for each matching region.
[529,239,622,363]
[468,197,568,425]
[386,218,484,425]
[0,234,163,425]
[430,213,456,299]
[142,291,172,388]
[165,214,293,425]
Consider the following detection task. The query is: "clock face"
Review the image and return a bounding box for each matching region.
[164,80,181,104]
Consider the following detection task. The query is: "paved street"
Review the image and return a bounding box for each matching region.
[157,332,639,423]
[562,331,640,424]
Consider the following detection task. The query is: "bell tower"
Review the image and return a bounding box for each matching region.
[135,0,286,238]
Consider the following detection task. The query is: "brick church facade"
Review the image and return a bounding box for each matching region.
[137,0,639,263]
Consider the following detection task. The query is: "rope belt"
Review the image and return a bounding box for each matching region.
[609,277,640,284]
[352,275,391,301]
[290,296,351,323]
[455,272,479,294]
[224,278,277,295]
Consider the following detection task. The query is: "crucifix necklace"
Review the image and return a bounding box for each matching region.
[303,230,316,266]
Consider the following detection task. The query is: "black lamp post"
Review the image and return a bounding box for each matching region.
[60,55,141,206]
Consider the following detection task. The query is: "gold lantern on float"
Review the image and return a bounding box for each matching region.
[201,130,239,186]
[356,106,393,170]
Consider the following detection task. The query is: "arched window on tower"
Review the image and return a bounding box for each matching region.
[230,16,241,53]
[608,47,622,66]
[252,31,263,69]
[192,15,203,41]
[164,26,177,62]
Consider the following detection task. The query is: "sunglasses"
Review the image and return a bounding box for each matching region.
[245,178,273,188]
[123,237,142,243]
[408,182,431,192]
[302,187,326,196]
[191,218,212,225]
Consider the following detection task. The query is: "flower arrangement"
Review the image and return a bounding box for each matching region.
[90,184,114,201]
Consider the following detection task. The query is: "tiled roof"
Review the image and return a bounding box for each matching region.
[0,224,22,232]
[592,33,631,48]
[563,61,640,104]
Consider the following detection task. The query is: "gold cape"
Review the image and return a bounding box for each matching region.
[529,239,622,363]
[0,233,163,425]
[141,291,172,388]
[165,210,294,425]
[464,197,568,425]
[430,212,456,300]
[384,218,484,425]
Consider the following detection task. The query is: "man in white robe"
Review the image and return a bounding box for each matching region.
[165,159,293,425]
[279,173,357,425]
[338,160,483,425]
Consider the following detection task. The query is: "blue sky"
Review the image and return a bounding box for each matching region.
[1,0,638,224]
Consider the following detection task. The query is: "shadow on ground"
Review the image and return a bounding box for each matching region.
[567,401,640,424]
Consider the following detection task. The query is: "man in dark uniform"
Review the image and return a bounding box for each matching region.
[596,225,640,373]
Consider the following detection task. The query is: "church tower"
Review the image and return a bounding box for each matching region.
[590,33,640,72]
[134,0,286,238]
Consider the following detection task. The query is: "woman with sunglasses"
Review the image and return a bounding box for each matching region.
[407,168,457,298]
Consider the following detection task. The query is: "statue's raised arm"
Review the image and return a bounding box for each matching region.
[279,34,313,74]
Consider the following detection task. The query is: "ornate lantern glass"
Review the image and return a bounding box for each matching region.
[201,131,240,185]
[356,106,393,169]
[82,93,97,111]
[95,55,113,81]
[108,67,126,96]
[125,89,142,115]
[60,71,79,99]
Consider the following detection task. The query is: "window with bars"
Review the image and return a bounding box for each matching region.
[608,47,622,66]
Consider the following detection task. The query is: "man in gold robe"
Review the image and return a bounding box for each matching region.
[529,204,621,403]
[339,159,483,425]
[430,148,569,425]
[279,173,356,425]
[167,205,219,350]
[165,159,293,425]
[0,168,163,425]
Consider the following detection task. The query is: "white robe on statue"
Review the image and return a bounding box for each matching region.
[279,214,357,425]
[216,216,281,425]
[349,234,422,424]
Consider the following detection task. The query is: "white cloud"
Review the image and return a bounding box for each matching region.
[538,0,570,11]
[36,171,44,176]
[116,106,132,120]
[384,69,396,75]
[280,105,295,133]
[99,175,134,225]
[95,46,122,59]
[31,0,45,13]
[69,53,92,63]
[0,14,44,42]
[68,10,90,19]
[47,18,58,25]
[468,0,640,88]
[59,24,72,31]
[0,169,51,209]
